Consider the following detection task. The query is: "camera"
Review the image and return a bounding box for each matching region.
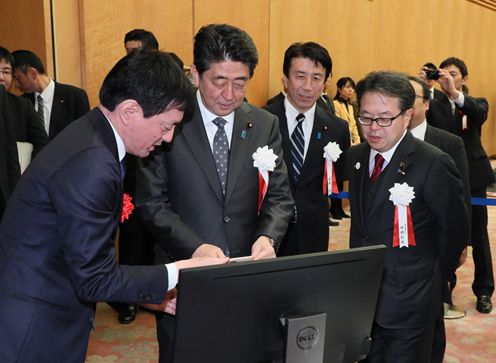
[425,69,440,80]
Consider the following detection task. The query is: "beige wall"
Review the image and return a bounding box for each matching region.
[1,0,495,154]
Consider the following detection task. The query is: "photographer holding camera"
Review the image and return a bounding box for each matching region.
[420,62,445,101]
[426,57,495,315]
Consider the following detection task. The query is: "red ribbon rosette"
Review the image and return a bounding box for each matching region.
[323,142,342,195]
[252,145,278,214]
[120,193,135,223]
[389,183,416,248]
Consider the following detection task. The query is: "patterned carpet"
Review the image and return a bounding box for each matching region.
[87,202,496,363]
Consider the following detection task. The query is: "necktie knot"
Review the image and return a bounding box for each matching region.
[213,117,227,128]
[296,113,305,123]
[370,153,385,183]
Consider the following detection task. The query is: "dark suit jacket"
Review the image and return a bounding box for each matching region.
[432,88,445,101]
[0,108,168,363]
[24,81,90,140]
[424,124,471,214]
[136,99,294,261]
[5,91,48,158]
[0,87,21,219]
[264,99,349,254]
[347,132,469,329]
[427,93,494,191]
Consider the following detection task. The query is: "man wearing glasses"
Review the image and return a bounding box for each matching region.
[347,71,469,363]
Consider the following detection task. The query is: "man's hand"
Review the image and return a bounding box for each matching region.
[175,255,229,270]
[251,236,276,260]
[192,243,226,258]
[436,68,459,99]
[140,288,178,315]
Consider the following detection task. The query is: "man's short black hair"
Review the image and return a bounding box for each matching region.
[439,57,468,78]
[124,29,159,51]
[0,46,13,65]
[356,71,415,112]
[283,42,333,81]
[408,76,430,100]
[11,50,46,74]
[193,24,258,78]
[99,51,194,118]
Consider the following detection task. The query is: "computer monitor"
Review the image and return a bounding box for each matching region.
[172,245,386,363]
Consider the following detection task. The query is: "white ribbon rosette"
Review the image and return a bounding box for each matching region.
[323,142,342,195]
[389,182,417,248]
[253,146,278,213]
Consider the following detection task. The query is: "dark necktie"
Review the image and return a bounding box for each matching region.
[290,113,305,181]
[212,117,229,194]
[370,153,385,183]
[37,94,45,129]
[119,158,126,183]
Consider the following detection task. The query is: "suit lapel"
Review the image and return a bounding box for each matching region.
[301,107,327,179]
[49,83,62,136]
[271,102,296,185]
[352,144,371,226]
[225,103,252,204]
[181,104,224,201]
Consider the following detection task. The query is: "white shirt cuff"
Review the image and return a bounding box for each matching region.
[165,263,179,290]
[453,91,465,107]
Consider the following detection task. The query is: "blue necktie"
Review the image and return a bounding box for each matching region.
[290,113,305,181]
[212,117,229,195]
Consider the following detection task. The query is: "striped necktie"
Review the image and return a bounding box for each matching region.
[290,113,305,181]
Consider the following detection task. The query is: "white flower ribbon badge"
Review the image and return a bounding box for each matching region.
[253,146,278,213]
[323,142,342,196]
[389,182,417,248]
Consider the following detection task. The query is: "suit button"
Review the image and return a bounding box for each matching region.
[224,216,230,223]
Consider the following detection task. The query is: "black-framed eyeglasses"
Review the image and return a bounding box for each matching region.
[357,110,405,128]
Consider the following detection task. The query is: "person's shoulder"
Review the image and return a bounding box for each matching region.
[317,105,347,129]
[239,101,277,122]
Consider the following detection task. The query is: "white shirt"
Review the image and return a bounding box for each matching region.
[368,130,407,177]
[197,90,234,150]
[409,120,428,141]
[36,79,55,135]
[104,114,178,290]
[284,97,316,160]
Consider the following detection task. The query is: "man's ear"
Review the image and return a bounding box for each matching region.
[27,67,38,80]
[190,64,200,87]
[118,99,142,126]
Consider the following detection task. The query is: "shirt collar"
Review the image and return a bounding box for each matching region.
[197,90,235,127]
[37,78,55,103]
[370,130,407,165]
[284,97,316,123]
[409,120,427,141]
[102,112,126,161]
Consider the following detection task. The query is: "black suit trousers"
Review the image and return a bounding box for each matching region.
[471,187,494,297]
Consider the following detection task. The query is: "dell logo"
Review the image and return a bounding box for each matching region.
[296,327,319,350]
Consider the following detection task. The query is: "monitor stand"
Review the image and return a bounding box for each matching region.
[281,313,327,363]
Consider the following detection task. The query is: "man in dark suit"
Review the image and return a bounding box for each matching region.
[426,57,495,314]
[408,76,471,363]
[264,41,349,256]
[347,71,469,363]
[0,51,227,363]
[0,47,48,160]
[0,85,21,220]
[11,49,90,140]
[136,24,294,363]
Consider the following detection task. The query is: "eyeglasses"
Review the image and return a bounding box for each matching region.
[357,110,404,128]
[0,69,12,76]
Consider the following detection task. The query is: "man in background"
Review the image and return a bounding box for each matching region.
[408,75,470,362]
[0,46,47,160]
[427,57,495,314]
[420,62,444,101]
[11,49,90,140]
[136,23,294,363]
[264,41,349,255]
[124,28,159,54]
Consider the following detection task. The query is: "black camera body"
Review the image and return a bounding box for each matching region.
[425,69,440,80]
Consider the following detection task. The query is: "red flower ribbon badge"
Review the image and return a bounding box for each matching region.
[252,145,278,214]
[389,183,416,248]
[121,193,135,223]
[323,142,342,195]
